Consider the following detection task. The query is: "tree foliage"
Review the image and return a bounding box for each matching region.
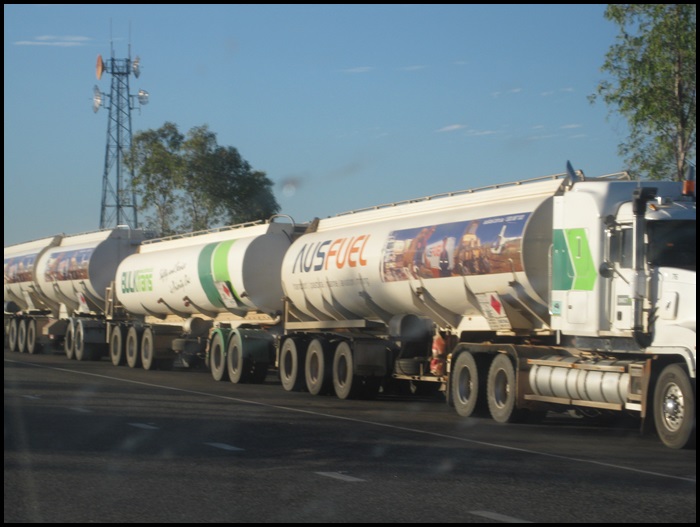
[129,122,280,236]
[591,4,696,181]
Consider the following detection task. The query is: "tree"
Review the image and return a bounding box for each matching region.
[590,5,695,181]
[130,122,280,236]
[129,122,184,236]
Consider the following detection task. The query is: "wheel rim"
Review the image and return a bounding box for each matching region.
[492,368,509,410]
[661,382,684,432]
[456,366,472,404]
[27,320,36,353]
[308,351,320,385]
[230,346,240,373]
[282,346,294,384]
[336,354,349,389]
[143,333,152,365]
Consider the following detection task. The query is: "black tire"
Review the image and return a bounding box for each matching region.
[17,319,27,353]
[8,318,19,352]
[110,326,125,366]
[653,364,696,449]
[333,341,356,400]
[126,326,141,369]
[74,321,96,361]
[141,328,156,370]
[394,358,421,376]
[210,332,228,381]
[26,319,42,354]
[305,338,333,395]
[227,331,251,384]
[64,319,76,360]
[279,337,305,392]
[451,351,480,417]
[487,353,523,423]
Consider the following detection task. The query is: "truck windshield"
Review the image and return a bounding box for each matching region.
[647,220,696,271]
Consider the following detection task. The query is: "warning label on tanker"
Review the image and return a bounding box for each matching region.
[380,213,529,282]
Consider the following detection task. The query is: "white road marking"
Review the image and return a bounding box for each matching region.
[128,422,159,430]
[8,358,694,484]
[21,395,41,400]
[205,442,244,451]
[69,406,93,413]
[316,471,365,482]
[471,511,533,523]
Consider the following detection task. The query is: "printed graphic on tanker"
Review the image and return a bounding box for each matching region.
[43,248,95,282]
[381,213,530,282]
[4,254,38,284]
[120,269,154,293]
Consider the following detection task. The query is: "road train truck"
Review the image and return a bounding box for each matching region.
[275,166,695,449]
[4,227,145,358]
[109,219,305,375]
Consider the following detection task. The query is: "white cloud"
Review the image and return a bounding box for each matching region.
[435,124,466,133]
[492,87,522,98]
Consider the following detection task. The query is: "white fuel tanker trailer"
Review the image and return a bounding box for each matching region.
[4,227,145,358]
[276,164,696,449]
[109,218,305,376]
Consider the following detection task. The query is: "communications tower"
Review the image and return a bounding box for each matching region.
[92,44,149,229]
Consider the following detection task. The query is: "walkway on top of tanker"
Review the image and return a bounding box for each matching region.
[334,169,631,218]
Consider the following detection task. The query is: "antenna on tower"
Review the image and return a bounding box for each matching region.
[92,26,150,230]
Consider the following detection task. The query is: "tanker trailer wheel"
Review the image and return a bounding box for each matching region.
[227,331,252,384]
[110,326,125,366]
[74,321,98,361]
[333,341,358,400]
[141,328,158,370]
[126,326,142,369]
[8,318,19,352]
[487,353,527,423]
[451,351,482,417]
[26,319,42,355]
[279,337,306,392]
[305,338,333,396]
[653,364,696,449]
[17,318,28,353]
[64,319,76,360]
[210,331,229,382]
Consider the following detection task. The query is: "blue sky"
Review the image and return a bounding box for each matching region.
[4,4,627,247]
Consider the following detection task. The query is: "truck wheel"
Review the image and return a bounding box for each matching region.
[653,364,696,449]
[8,318,19,352]
[487,353,523,423]
[210,332,228,381]
[333,341,356,400]
[64,319,76,360]
[452,352,480,417]
[126,326,142,368]
[74,321,96,361]
[305,338,332,395]
[17,319,27,353]
[280,338,305,391]
[110,326,125,366]
[141,328,156,370]
[227,331,251,384]
[26,319,42,354]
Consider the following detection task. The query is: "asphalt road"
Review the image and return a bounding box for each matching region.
[4,349,696,523]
